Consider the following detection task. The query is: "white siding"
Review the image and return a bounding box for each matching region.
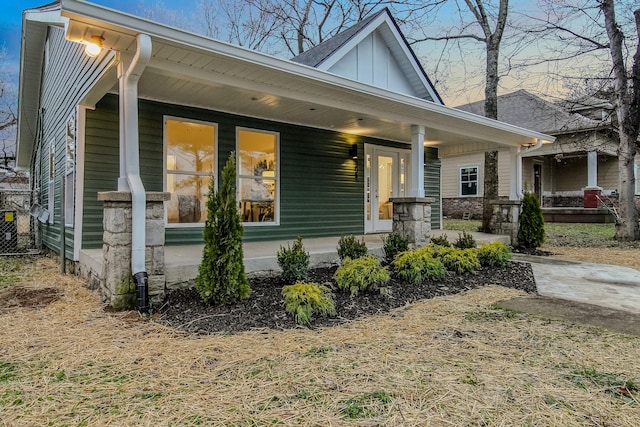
[328,31,417,97]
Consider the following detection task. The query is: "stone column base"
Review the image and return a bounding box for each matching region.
[97,191,170,310]
[390,197,435,248]
[489,200,521,246]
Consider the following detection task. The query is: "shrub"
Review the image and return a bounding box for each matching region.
[453,231,477,249]
[439,248,480,274]
[393,247,446,284]
[477,241,512,267]
[334,256,390,297]
[337,235,368,261]
[277,236,310,284]
[282,282,336,326]
[382,232,409,265]
[196,153,250,305]
[430,235,451,247]
[518,192,546,249]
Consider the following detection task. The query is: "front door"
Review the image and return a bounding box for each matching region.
[365,145,410,233]
[533,163,542,202]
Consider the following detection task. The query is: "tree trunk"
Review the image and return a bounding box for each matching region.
[481,40,501,232]
[601,0,640,240]
[615,135,639,240]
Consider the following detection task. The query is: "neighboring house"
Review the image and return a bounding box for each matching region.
[444,89,633,218]
[17,1,551,304]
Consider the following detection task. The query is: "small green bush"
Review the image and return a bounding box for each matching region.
[334,256,390,296]
[477,241,512,267]
[282,282,336,325]
[518,192,546,249]
[382,232,409,265]
[277,236,310,284]
[337,235,368,261]
[453,231,477,249]
[430,235,451,247]
[196,152,250,305]
[440,248,480,274]
[393,247,446,284]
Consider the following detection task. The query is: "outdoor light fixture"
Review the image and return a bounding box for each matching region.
[349,144,358,160]
[84,35,104,57]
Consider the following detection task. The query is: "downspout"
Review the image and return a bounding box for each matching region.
[517,138,543,199]
[122,34,152,311]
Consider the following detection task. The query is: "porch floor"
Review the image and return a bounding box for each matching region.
[79,230,509,288]
[542,207,615,223]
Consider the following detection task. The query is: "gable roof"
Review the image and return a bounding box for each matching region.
[456,89,605,135]
[291,8,443,104]
[17,1,555,168]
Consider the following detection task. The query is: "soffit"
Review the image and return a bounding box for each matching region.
[61,1,553,150]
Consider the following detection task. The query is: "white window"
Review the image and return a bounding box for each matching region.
[164,117,216,226]
[64,113,76,227]
[460,165,479,196]
[237,128,278,225]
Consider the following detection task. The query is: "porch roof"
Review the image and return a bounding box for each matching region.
[18,0,554,168]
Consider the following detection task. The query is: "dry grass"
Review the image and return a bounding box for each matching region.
[543,246,640,271]
[1,257,639,426]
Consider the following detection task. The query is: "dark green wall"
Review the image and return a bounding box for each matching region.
[82,95,442,249]
[425,148,441,229]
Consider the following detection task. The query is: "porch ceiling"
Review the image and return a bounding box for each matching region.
[62,0,554,149]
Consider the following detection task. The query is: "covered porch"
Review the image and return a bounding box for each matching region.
[79,230,510,292]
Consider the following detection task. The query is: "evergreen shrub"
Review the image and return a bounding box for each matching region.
[430,234,451,247]
[392,246,446,284]
[334,256,390,297]
[337,235,368,261]
[196,152,250,305]
[440,248,480,274]
[477,241,512,267]
[517,192,545,249]
[282,282,336,326]
[382,232,409,265]
[453,231,477,249]
[277,236,310,284]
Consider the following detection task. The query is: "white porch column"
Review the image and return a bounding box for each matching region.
[587,151,598,188]
[509,146,521,200]
[410,125,425,197]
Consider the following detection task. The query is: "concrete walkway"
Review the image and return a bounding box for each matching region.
[514,254,640,315]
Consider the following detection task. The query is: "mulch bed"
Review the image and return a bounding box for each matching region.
[156,261,536,334]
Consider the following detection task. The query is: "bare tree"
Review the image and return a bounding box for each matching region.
[602,0,640,240]
[0,49,17,171]
[521,0,640,240]
[409,0,510,233]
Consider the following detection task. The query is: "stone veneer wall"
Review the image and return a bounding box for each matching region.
[390,197,434,247]
[93,191,170,310]
[488,200,521,245]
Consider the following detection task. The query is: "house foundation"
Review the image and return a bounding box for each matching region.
[94,191,170,310]
[390,197,434,247]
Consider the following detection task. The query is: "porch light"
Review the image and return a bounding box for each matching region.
[349,144,358,160]
[84,35,104,57]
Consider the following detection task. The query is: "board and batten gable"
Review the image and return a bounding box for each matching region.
[82,96,442,249]
[35,26,114,259]
[327,30,419,98]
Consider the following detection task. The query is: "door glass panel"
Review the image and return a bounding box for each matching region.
[378,155,394,220]
[399,157,406,196]
[366,153,371,221]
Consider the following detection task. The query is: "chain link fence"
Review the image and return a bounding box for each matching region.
[0,189,41,255]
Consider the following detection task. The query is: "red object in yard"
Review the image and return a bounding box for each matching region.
[583,188,602,208]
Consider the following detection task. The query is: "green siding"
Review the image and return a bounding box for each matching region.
[82,96,444,248]
[425,148,441,229]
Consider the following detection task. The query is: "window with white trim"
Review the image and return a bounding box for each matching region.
[460,166,479,196]
[48,139,55,224]
[237,128,278,224]
[164,117,216,225]
[64,113,76,227]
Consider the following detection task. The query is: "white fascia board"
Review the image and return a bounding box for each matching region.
[59,0,554,146]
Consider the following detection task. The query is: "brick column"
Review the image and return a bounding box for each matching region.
[97,191,170,310]
[390,197,434,247]
[489,200,521,245]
